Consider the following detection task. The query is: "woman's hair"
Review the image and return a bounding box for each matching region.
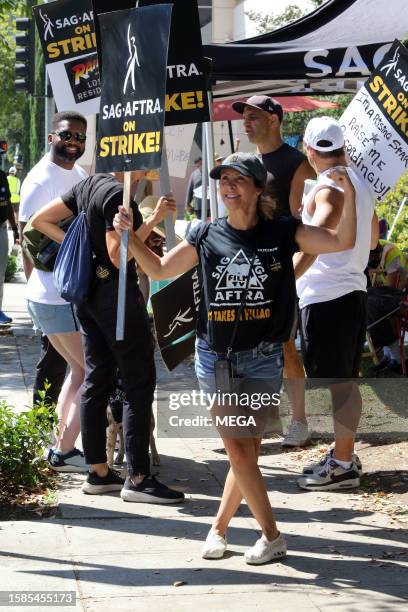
[253,179,277,220]
[256,192,277,220]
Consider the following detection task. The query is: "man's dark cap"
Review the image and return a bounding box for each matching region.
[232,95,283,122]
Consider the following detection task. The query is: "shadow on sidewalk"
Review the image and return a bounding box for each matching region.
[3,524,408,597]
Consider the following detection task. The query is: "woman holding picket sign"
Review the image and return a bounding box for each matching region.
[32,171,185,505]
[112,152,357,564]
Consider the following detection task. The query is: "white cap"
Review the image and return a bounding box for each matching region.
[304,116,345,152]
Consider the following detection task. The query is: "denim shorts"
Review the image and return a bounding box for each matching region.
[195,338,283,437]
[195,337,283,391]
[27,300,80,335]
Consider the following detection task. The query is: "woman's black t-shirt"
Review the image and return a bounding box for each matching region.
[186,216,300,353]
[61,174,143,271]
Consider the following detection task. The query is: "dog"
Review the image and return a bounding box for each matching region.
[106,377,160,468]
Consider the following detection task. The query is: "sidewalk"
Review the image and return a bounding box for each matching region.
[1,277,408,611]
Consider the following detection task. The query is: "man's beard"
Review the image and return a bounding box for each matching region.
[53,141,83,163]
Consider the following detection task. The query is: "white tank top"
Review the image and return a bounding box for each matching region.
[296,166,375,309]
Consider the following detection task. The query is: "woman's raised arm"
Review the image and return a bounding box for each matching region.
[114,205,199,280]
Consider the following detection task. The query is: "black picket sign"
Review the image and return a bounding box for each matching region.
[33,0,100,111]
[33,0,96,65]
[92,0,210,126]
[95,4,172,172]
[151,267,201,371]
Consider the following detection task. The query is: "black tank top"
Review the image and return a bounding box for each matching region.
[260,143,306,216]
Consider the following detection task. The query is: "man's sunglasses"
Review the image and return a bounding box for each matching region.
[51,130,87,143]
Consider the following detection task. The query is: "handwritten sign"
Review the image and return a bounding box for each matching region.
[340,40,408,200]
[165,123,196,178]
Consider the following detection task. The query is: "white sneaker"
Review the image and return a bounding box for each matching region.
[245,533,287,565]
[281,421,310,448]
[201,529,227,559]
[302,448,363,477]
[298,458,360,491]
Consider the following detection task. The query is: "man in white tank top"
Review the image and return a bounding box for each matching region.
[294,117,379,491]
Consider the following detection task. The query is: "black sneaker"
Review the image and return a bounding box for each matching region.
[120,475,185,504]
[82,468,125,495]
[48,447,89,473]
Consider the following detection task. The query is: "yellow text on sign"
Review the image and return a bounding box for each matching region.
[47,32,96,59]
[208,308,271,322]
[165,91,205,112]
[99,131,161,157]
[369,75,408,136]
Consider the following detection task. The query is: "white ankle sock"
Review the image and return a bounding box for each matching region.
[334,458,352,470]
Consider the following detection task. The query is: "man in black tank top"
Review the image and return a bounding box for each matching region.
[232,95,315,447]
[232,95,315,217]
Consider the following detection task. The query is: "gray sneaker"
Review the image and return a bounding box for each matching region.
[302,448,363,476]
[281,421,310,448]
[298,458,360,491]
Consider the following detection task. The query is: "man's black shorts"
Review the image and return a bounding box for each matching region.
[300,290,367,380]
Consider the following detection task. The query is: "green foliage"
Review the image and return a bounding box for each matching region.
[0,1,28,16]
[0,388,56,491]
[376,171,408,250]
[246,5,303,34]
[247,1,328,34]
[0,2,46,173]
[5,254,18,282]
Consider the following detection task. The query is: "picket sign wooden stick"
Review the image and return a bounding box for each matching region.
[116,174,149,341]
[205,91,218,220]
[160,137,177,250]
[116,171,132,341]
[201,122,208,222]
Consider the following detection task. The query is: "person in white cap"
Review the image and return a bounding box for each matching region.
[295,116,379,491]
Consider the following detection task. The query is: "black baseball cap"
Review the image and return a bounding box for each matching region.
[210,152,267,187]
[232,95,283,122]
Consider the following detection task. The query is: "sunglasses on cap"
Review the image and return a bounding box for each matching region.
[51,130,87,143]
